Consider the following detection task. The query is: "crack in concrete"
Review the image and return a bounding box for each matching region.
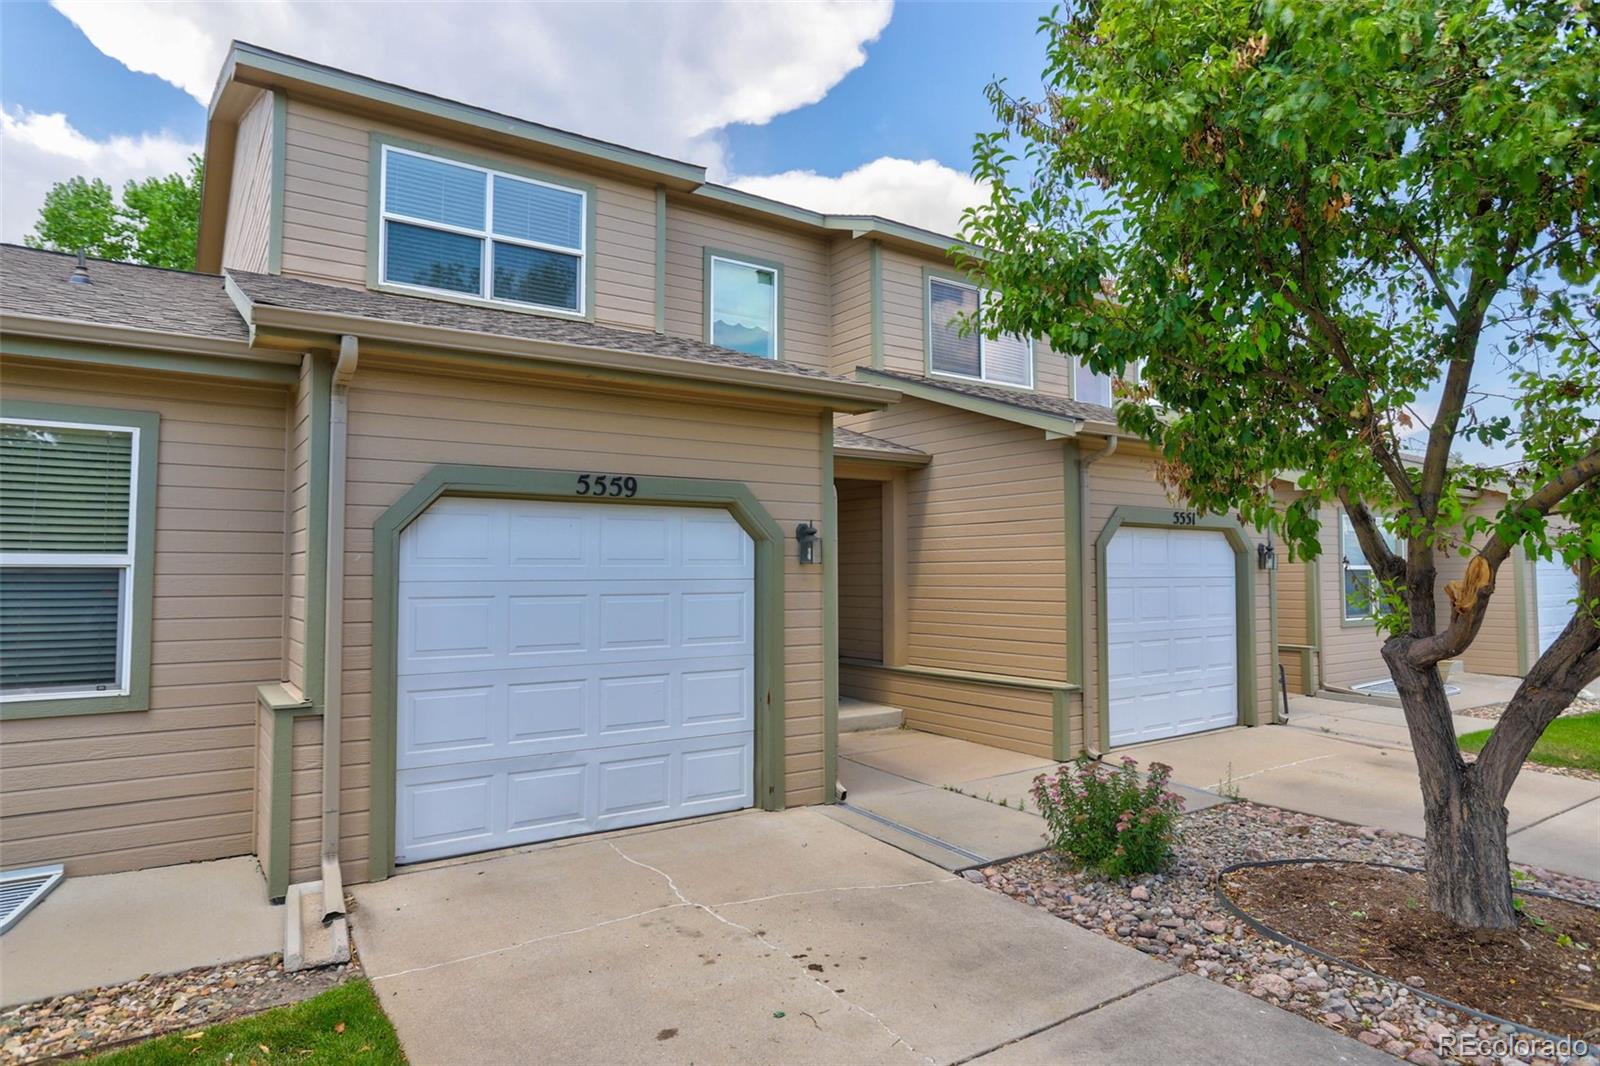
[1208,752,1339,791]
[608,841,935,1064]
[712,876,957,910]
[369,899,692,981]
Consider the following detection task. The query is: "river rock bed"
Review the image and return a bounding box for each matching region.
[978,801,1599,1065]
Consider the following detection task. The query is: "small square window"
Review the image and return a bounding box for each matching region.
[708,256,778,358]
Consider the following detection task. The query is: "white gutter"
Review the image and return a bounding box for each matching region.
[319,334,358,921]
[1078,435,1119,754]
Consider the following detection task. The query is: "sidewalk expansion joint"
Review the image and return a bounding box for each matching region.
[946,971,1182,1066]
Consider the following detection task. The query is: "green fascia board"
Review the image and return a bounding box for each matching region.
[689,185,982,258]
[821,412,839,802]
[0,399,160,721]
[868,240,884,369]
[853,368,1082,438]
[224,43,705,185]
[920,266,1039,390]
[702,246,785,361]
[1093,506,1259,747]
[654,187,668,334]
[365,132,599,324]
[366,464,789,881]
[257,682,320,902]
[1,335,296,384]
[303,355,332,706]
[267,91,287,274]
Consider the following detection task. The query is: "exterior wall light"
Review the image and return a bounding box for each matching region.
[796,521,820,564]
[1258,541,1277,571]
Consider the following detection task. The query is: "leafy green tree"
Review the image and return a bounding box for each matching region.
[25,154,203,270]
[961,0,1598,928]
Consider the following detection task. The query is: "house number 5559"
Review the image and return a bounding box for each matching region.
[576,474,638,497]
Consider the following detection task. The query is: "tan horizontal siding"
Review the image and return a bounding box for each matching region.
[281,100,657,332]
[1440,493,1522,677]
[841,663,1061,759]
[0,358,290,876]
[662,200,833,372]
[829,237,872,376]
[327,360,827,880]
[837,479,884,662]
[222,89,273,273]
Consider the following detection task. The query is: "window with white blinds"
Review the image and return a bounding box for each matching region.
[0,419,138,700]
[927,276,1033,387]
[379,144,587,314]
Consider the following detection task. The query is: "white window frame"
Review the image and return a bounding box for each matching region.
[0,417,139,703]
[708,254,780,359]
[1340,512,1399,623]
[926,276,1034,389]
[1071,356,1144,405]
[377,144,588,316]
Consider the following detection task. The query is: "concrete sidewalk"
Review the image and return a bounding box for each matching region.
[1132,698,1600,880]
[0,857,281,1007]
[351,809,1385,1065]
[833,729,1229,870]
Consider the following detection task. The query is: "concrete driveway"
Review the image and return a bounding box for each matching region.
[351,809,1383,1065]
[1135,696,1600,880]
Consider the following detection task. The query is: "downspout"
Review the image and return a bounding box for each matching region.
[319,334,358,921]
[1077,434,1118,755]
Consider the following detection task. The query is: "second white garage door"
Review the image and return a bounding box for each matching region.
[1106,527,1239,746]
[394,498,755,865]
[1535,555,1579,654]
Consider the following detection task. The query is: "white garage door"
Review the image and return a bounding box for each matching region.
[1106,527,1239,746]
[394,498,755,865]
[1536,556,1579,655]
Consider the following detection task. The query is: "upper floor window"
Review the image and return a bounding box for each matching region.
[379,145,587,315]
[708,254,779,358]
[927,276,1032,388]
[1074,359,1143,407]
[0,418,139,701]
[1340,512,1400,622]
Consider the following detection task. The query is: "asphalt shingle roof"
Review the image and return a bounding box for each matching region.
[229,271,855,384]
[833,425,928,459]
[860,367,1117,424]
[0,245,249,342]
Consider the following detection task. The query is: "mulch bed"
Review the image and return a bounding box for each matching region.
[1222,862,1600,1040]
[1456,697,1598,724]
[0,955,356,1064]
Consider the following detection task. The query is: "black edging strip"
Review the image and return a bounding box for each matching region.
[1214,857,1592,1044]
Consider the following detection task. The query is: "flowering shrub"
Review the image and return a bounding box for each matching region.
[1031,755,1184,876]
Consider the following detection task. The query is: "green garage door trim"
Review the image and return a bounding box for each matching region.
[367,464,789,881]
[1093,506,1258,749]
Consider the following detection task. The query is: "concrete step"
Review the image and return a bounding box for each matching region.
[839,697,903,732]
[284,881,350,972]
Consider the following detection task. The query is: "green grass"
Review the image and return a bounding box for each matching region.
[91,980,405,1066]
[1459,711,1600,773]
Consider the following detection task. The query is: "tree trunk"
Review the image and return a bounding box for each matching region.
[1383,646,1517,929]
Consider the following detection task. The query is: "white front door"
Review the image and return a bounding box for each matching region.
[394,498,756,864]
[1106,526,1239,746]
[1536,556,1579,655]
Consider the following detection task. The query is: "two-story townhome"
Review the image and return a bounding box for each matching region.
[2,42,1533,916]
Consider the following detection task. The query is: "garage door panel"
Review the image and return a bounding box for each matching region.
[1536,558,1579,655]
[1107,527,1238,746]
[396,499,755,864]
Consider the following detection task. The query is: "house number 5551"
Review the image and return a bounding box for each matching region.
[1172,510,1197,526]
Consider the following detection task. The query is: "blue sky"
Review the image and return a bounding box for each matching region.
[0,1,1053,245]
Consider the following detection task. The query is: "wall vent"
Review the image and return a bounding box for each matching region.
[0,865,64,934]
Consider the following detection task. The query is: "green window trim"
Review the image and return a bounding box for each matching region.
[1093,506,1259,748]
[702,246,785,360]
[366,132,599,323]
[366,464,789,881]
[1338,511,1399,627]
[821,412,838,801]
[0,399,159,720]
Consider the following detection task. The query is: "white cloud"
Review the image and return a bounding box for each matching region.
[729,157,985,235]
[0,108,198,244]
[50,0,892,167]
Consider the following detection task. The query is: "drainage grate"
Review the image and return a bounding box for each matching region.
[0,864,63,934]
[1352,678,1461,698]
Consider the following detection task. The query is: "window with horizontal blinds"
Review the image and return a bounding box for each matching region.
[928,277,1033,387]
[0,418,137,699]
[379,144,587,314]
[0,424,132,552]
